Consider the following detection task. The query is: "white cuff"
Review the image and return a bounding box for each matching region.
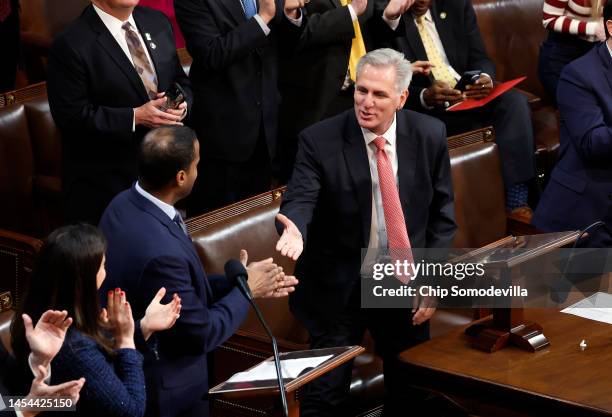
[347,4,358,22]
[285,9,303,26]
[383,13,401,30]
[419,88,434,110]
[254,14,271,35]
[132,109,136,132]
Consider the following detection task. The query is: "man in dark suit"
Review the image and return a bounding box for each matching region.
[533,4,612,248]
[47,0,192,225]
[99,126,297,417]
[275,48,456,417]
[374,0,535,218]
[175,0,305,214]
[278,0,420,182]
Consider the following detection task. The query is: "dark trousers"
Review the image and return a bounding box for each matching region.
[431,89,535,187]
[187,132,272,216]
[538,31,595,105]
[298,305,430,417]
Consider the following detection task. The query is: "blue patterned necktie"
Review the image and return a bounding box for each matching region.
[241,0,257,19]
[173,212,188,236]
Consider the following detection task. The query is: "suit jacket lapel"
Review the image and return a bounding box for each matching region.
[84,5,149,102]
[395,113,418,223]
[431,0,456,67]
[133,7,163,87]
[597,43,612,94]
[343,112,372,247]
[401,14,428,61]
[216,0,247,25]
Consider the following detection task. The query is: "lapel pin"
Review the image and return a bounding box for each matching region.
[145,32,152,41]
[440,11,447,19]
[150,42,157,50]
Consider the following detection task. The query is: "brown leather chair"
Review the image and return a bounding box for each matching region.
[0,230,42,310]
[473,0,560,186]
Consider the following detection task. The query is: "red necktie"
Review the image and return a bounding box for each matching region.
[0,0,12,23]
[373,137,414,284]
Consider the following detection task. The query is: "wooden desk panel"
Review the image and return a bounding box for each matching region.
[399,308,612,416]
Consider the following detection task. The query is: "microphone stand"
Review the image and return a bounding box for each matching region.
[238,277,289,417]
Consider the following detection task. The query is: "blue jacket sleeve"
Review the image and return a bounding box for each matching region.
[51,332,145,417]
[140,255,250,355]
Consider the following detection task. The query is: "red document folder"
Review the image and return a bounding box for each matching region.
[447,76,527,112]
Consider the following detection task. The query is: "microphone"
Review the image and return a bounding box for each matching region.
[224,260,289,417]
[549,221,612,303]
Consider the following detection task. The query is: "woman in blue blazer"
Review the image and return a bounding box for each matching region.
[11,224,182,417]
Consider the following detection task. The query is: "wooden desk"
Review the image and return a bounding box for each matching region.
[399,309,612,417]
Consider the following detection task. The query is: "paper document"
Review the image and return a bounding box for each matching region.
[227,355,333,383]
[561,292,612,324]
[447,76,527,112]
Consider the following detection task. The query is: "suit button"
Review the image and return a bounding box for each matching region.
[256,101,261,107]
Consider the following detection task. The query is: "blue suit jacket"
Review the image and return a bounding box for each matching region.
[533,43,612,246]
[99,186,249,417]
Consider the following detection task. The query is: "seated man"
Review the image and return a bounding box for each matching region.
[374,0,535,218]
[275,48,456,416]
[99,126,297,417]
[533,2,612,247]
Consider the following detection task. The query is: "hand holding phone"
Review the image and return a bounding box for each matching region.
[455,70,482,92]
[161,82,187,111]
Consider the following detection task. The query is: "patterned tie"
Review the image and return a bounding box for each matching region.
[0,0,11,22]
[373,137,414,284]
[415,16,456,87]
[122,22,158,99]
[241,0,257,19]
[173,212,188,236]
[339,0,367,82]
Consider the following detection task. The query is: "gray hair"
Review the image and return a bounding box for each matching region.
[355,48,413,94]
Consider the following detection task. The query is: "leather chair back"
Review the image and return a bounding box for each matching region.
[472,0,548,100]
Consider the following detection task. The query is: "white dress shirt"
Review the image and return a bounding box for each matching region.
[135,181,177,220]
[237,0,303,35]
[362,115,399,249]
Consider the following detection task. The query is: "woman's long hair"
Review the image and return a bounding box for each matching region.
[11,224,112,361]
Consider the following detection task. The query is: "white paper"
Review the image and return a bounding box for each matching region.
[227,355,333,383]
[561,292,612,324]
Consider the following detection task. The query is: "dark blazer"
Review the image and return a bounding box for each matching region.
[99,186,250,417]
[279,0,374,127]
[372,0,494,109]
[47,5,192,224]
[175,0,302,162]
[533,43,612,246]
[279,109,456,318]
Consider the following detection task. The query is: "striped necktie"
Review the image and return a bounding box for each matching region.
[122,21,158,99]
[415,15,456,87]
[339,0,367,82]
[241,0,257,19]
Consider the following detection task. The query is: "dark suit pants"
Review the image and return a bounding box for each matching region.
[299,306,430,417]
[431,89,535,187]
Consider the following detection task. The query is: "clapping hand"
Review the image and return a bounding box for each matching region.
[26,365,85,410]
[239,250,298,298]
[140,287,182,341]
[275,213,303,261]
[23,310,72,375]
[384,0,414,20]
[100,288,135,349]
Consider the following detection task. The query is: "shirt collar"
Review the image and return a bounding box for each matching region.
[135,181,177,220]
[413,9,433,23]
[92,3,137,38]
[607,40,612,60]
[362,114,397,148]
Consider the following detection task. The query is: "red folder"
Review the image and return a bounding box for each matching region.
[446,76,527,112]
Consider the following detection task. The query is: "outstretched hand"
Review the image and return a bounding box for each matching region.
[275,213,303,261]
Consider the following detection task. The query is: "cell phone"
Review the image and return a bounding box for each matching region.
[162,82,187,110]
[455,70,482,91]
